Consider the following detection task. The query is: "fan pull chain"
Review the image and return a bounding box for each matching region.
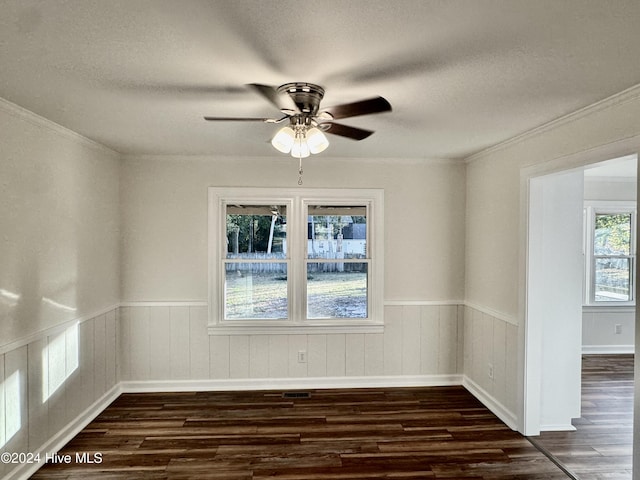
[297,156,304,185]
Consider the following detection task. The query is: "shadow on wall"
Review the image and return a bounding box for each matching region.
[42,322,79,403]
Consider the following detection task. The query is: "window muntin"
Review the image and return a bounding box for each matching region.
[584,204,636,306]
[209,188,383,334]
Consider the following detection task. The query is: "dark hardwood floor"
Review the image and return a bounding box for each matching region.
[31,385,571,479]
[534,354,634,480]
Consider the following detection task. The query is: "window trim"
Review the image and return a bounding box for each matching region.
[208,187,384,335]
[583,201,636,307]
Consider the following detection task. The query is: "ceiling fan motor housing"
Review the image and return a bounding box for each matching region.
[278,82,325,116]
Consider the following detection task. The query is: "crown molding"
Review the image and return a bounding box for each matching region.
[465,83,640,164]
[0,96,119,158]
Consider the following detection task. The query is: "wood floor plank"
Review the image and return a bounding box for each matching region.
[30,385,569,479]
[535,354,633,480]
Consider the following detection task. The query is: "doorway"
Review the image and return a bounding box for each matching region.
[522,154,637,435]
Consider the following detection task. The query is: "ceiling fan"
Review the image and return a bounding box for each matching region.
[204,82,392,158]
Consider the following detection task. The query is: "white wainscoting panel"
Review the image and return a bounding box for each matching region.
[582,308,635,354]
[170,307,191,379]
[462,305,518,423]
[190,306,210,379]
[307,334,328,377]
[119,304,464,386]
[209,335,230,379]
[326,334,346,377]
[0,308,119,480]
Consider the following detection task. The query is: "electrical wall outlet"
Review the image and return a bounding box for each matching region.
[488,363,494,380]
[298,350,307,363]
[615,324,622,335]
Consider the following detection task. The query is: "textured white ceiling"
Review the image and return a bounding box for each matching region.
[1,0,640,159]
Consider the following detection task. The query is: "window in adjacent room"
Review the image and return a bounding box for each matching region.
[584,203,636,305]
[208,187,384,334]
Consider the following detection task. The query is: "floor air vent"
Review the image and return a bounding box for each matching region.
[282,392,311,398]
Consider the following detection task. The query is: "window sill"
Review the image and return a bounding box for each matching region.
[208,321,384,335]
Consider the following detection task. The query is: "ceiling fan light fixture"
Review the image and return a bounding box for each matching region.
[306,127,329,154]
[271,126,295,153]
[290,135,310,158]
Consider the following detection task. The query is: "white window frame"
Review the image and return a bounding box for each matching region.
[583,201,636,307]
[208,187,384,335]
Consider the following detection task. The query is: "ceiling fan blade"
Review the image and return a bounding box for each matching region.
[248,83,301,115]
[321,96,391,120]
[323,122,374,141]
[203,116,281,123]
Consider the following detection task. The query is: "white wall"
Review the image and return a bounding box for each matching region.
[0,101,120,342]
[118,155,468,391]
[120,155,466,303]
[0,100,121,479]
[465,85,640,435]
[466,88,640,319]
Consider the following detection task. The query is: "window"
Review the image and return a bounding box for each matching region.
[584,202,636,306]
[208,187,384,334]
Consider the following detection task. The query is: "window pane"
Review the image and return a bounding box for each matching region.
[594,257,631,302]
[307,263,367,319]
[308,206,367,260]
[594,213,631,255]
[225,264,288,319]
[226,205,287,259]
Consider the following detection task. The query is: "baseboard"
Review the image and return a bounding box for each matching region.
[582,345,635,355]
[7,384,123,480]
[540,423,577,432]
[462,376,517,431]
[120,374,464,394]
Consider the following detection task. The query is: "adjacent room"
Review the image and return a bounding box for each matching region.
[1,1,640,479]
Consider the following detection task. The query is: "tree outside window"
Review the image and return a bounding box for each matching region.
[588,209,635,304]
